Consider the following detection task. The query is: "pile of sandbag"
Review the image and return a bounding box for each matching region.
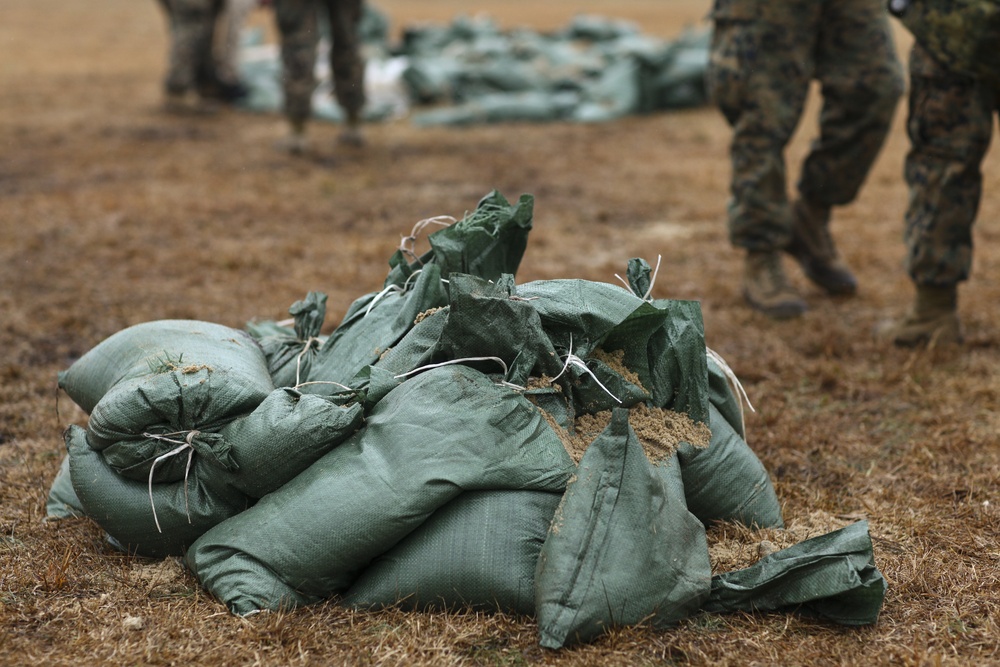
[236,6,712,126]
[48,190,886,648]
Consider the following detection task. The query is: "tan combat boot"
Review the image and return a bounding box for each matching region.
[743,251,807,319]
[786,199,858,296]
[888,285,963,347]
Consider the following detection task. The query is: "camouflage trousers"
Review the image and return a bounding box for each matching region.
[903,44,1000,287]
[159,0,224,95]
[274,0,365,128]
[707,0,904,251]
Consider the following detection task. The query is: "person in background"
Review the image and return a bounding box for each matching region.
[272,0,366,154]
[882,0,1000,346]
[214,0,257,98]
[707,0,905,319]
[157,0,249,113]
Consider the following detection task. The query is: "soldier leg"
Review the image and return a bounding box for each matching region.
[324,0,365,143]
[707,0,817,252]
[904,46,992,289]
[708,0,818,318]
[801,0,904,208]
[274,0,320,146]
[887,45,993,346]
[165,0,219,98]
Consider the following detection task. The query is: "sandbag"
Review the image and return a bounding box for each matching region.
[677,403,784,529]
[342,490,563,616]
[66,425,250,558]
[65,388,363,556]
[187,364,576,615]
[58,320,271,415]
[59,320,274,484]
[247,291,329,388]
[307,263,450,388]
[210,388,365,498]
[45,455,85,519]
[702,520,887,625]
[534,409,711,649]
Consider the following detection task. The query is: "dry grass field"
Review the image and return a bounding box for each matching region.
[2,1,1000,665]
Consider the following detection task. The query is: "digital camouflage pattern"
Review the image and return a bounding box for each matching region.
[902,43,1000,287]
[889,0,1000,86]
[274,0,365,128]
[707,0,904,251]
[159,0,224,96]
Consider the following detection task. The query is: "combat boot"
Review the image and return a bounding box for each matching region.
[786,198,858,295]
[743,251,807,319]
[887,285,963,347]
[275,120,308,155]
[163,90,218,116]
[338,112,365,147]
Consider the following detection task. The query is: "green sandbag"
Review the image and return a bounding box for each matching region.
[58,320,271,415]
[386,190,534,287]
[210,388,365,498]
[677,403,784,529]
[516,278,709,420]
[65,389,362,556]
[248,292,329,388]
[306,263,449,388]
[66,425,250,558]
[702,520,887,625]
[187,365,576,615]
[45,455,86,519]
[706,353,746,440]
[342,490,563,615]
[59,320,274,483]
[534,409,711,649]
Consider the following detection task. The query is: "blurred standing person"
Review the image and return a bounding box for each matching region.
[215,0,257,94]
[707,0,905,319]
[273,0,366,154]
[158,0,224,112]
[158,0,249,111]
[883,0,1000,346]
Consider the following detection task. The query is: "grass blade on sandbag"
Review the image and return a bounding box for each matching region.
[677,403,784,529]
[66,425,250,558]
[58,320,271,415]
[534,409,711,649]
[342,490,563,616]
[187,364,575,615]
[701,520,887,625]
[59,320,273,482]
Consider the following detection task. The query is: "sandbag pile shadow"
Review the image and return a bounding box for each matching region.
[47,190,887,648]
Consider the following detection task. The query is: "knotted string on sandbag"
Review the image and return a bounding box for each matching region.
[142,430,199,533]
[364,269,425,317]
[395,356,526,391]
[552,333,622,404]
[294,336,323,387]
[615,254,662,302]
[705,347,754,436]
[398,215,456,265]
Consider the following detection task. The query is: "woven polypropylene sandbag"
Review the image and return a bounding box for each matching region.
[342,490,562,615]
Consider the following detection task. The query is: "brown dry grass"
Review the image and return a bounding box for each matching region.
[3,1,1000,665]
